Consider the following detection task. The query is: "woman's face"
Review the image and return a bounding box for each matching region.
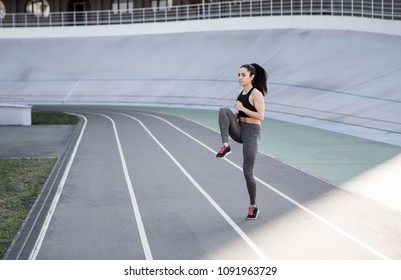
[238,67,254,87]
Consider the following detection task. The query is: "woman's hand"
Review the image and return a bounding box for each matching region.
[235,100,244,111]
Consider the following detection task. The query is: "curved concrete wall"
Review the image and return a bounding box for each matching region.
[1,16,400,140]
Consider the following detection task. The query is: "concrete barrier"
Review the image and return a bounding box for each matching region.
[1,17,400,142]
[0,104,32,126]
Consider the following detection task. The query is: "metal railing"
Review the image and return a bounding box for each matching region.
[1,0,400,28]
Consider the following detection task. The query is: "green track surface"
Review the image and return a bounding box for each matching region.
[135,107,401,188]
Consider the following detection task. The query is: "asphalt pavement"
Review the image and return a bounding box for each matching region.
[2,107,400,260]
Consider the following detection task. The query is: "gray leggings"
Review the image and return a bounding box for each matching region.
[218,107,261,205]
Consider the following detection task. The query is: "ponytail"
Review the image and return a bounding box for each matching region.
[241,63,268,96]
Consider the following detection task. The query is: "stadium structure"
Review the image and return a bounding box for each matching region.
[1,0,401,262]
[0,0,400,142]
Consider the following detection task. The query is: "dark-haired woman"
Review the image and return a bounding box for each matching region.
[216,63,268,220]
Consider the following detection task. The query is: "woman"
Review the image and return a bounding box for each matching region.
[216,63,268,220]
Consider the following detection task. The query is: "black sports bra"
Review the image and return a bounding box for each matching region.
[236,87,256,118]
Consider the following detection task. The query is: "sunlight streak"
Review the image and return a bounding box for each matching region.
[342,153,401,213]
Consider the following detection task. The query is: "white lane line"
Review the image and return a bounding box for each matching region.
[29,113,87,260]
[142,112,390,260]
[14,121,79,259]
[116,112,269,260]
[96,113,153,260]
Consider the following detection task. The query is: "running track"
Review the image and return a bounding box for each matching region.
[6,107,401,260]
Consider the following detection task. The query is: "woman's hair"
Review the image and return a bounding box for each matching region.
[241,63,268,96]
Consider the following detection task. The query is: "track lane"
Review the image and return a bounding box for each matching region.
[24,107,401,260]
[96,113,153,260]
[129,109,400,259]
[109,111,266,260]
[35,113,146,259]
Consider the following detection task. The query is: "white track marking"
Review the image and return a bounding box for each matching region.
[29,113,87,260]
[141,112,390,260]
[96,113,153,260]
[14,123,79,259]
[116,112,269,260]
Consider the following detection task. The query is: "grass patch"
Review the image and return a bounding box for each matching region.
[0,110,77,258]
[32,109,79,125]
[0,158,56,258]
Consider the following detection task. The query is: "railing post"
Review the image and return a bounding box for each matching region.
[362,0,364,17]
[392,0,394,20]
[301,0,303,15]
[320,0,323,15]
[202,0,205,19]
[351,0,353,16]
[291,0,293,16]
[271,0,273,16]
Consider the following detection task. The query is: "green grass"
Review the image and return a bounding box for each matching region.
[0,110,77,259]
[32,109,79,125]
[0,158,56,258]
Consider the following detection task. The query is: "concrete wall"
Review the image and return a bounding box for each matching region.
[0,16,400,139]
[0,104,32,125]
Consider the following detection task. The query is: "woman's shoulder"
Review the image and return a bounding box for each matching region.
[251,88,264,97]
